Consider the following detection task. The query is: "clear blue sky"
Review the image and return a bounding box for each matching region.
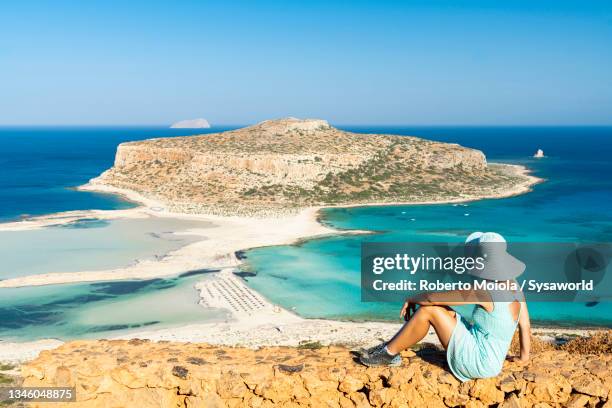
[1,1,611,125]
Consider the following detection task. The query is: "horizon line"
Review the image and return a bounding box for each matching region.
[1,123,612,128]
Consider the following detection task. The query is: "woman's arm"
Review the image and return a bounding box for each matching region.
[408,289,492,308]
[400,289,493,319]
[517,301,531,362]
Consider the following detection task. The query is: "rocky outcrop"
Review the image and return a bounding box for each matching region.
[89,118,536,216]
[22,340,611,408]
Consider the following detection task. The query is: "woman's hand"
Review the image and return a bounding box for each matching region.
[400,301,417,321]
[400,301,409,319]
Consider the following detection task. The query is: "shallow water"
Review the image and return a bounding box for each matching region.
[0,270,228,341]
[0,217,212,279]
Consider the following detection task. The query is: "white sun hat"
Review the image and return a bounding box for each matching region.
[465,232,525,280]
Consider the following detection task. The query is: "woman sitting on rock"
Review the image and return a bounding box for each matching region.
[360,232,532,382]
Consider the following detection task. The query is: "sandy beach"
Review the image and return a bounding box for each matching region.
[0,203,338,288]
[0,163,540,289]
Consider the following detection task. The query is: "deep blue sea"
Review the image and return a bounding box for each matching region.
[0,126,236,221]
[0,126,611,339]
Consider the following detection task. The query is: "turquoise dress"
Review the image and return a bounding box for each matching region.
[446,299,520,382]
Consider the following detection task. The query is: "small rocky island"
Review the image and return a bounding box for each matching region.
[170,118,211,129]
[91,118,538,216]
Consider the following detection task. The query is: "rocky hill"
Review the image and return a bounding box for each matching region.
[90,118,537,216]
[21,339,611,408]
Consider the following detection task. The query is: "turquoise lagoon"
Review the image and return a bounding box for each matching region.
[0,217,225,341]
[242,127,612,328]
[0,271,229,341]
[0,217,212,279]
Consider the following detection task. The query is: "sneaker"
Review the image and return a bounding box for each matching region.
[357,342,386,358]
[359,347,402,367]
[353,343,387,357]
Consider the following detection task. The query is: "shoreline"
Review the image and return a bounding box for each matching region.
[0,163,541,288]
[1,162,587,364]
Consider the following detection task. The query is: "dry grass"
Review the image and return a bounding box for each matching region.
[559,330,612,354]
[510,330,612,355]
[509,333,555,355]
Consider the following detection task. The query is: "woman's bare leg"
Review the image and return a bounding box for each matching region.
[386,305,457,354]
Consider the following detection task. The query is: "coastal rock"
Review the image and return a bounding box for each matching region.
[90,117,537,216]
[499,394,522,408]
[170,118,211,128]
[572,375,608,398]
[21,340,611,408]
[566,393,592,408]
